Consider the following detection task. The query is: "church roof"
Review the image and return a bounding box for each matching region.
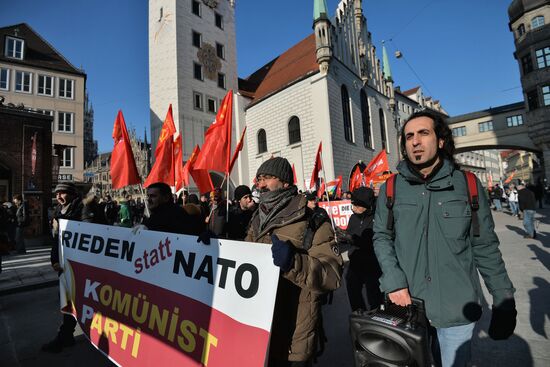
[402,86,420,95]
[238,33,319,107]
[0,23,86,77]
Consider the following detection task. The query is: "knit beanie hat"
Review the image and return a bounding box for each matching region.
[54,182,78,195]
[234,185,252,201]
[256,157,293,184]
[351,187,375,208]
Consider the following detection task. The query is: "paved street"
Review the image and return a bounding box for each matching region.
[1,209,549,366]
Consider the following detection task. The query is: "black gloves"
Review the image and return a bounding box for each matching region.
[271,234,295,272]
[488,298,517,340]
[197,231,213,245]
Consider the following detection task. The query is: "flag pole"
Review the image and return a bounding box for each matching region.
[226,172,230,223]
[319,150,336,232]
[139,183,150,218]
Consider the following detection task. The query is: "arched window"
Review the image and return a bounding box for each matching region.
[257,129,267,154]
[379,108,387,151]
[341,85,353,142]
[288,116,301,144]
[360,90,371,149]
[532,16,545,29]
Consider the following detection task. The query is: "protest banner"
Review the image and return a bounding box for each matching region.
[57,219,279,367]
[318,200,353,229]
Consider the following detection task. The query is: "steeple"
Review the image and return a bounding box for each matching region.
[382,43,393,82]
[313,0,332,75]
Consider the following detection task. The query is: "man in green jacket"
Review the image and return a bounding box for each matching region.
[373,110,516,367]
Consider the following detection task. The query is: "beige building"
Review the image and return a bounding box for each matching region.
[0,23,86,183]
[501,149,542,184]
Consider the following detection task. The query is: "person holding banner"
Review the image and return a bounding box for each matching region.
[344,187,383,312]
[246,157,343,366]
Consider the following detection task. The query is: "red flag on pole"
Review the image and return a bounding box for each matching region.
[228,125,246,174]
[292,164,297,185]
[182,145,214,194]
[194,90,233,174]
[144,105,177,187]
[110,110,141,189]
[317,180,325,199]
[363,150,390,185]
[336,175,343,198]
[174,132,184,191]
[309,142,323,189]
[349,166,363,192]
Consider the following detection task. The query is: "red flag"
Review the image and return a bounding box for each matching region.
[174,133,184,191]
[110,110,141,189]
[309,142,323,189]
[504,171,516,184]
[292,164,297,185]
[363,150,390,185]
[336,175,343,198]
[182,145,214,194]
[229,126,246,174]
[317,180,325,199]
[349,166,363,192]
[144,106,177,187]
[194,90,233,173]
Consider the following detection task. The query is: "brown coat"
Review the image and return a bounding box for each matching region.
[246,194,343,362]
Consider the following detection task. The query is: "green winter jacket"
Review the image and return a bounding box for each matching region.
[373,159,515,328]
[118,201,133,228]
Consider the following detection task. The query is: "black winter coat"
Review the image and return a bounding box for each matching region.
[226,204,254,240]
[518,188,537,211]
[346,211,381,275]
[142,202,198,235]
[51,197,83,265]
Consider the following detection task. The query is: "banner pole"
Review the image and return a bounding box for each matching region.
[226,172,230,223]
[139,183,150,218]
[319,150,336,232]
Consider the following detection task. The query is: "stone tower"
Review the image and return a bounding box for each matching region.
[313,0,333,75]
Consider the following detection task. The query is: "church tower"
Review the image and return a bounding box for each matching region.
[382,43,395,110]
[313,0,333,75]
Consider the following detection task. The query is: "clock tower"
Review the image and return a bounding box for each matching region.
[148,0,238,188]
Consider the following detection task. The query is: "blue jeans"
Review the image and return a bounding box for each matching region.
[509,201,519,216]
[523,209,536,237]
[493,198,502,211]
[436,323,475,367]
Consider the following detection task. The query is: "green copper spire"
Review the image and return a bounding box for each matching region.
[382,43,393,82]
[313,0,329,21]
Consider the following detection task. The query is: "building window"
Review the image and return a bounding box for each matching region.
[360,90,372,149]
[38,75,54,96]
[192,0,201,17]
[5,37,24,59]
[0,68,9,90]
[215,12,223,29]
[15,71,32,93]
[341,85,353,142]
[207,96,217,113]
[216,43,225,59]
[288,116,301,144]
[521,54,533,74]
[217,73,226,89]
[506,115,524,127]
[527,89,539,110]
[257,129,267,154]
[452,126,467,137]
[59,78,74,99]
[193,91,203,111]
[478,121,493,132]
[536,47,550,69]
[192,30,202,48]
[517,24,525,37]
[58,112,74,133]
[532,16,545,29]
[379,108,387,151]
[194,62,203,81]
[60,148,73,168]
[543,85,550,106]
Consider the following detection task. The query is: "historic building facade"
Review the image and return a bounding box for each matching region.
[0,23,87,183]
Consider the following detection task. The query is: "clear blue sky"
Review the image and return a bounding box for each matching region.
[1,0,522,153]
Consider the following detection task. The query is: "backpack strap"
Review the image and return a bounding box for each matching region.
[385,174,397,231]
[463,171,480,237]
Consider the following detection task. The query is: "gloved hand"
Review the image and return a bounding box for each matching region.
[271,234,295,272]
[197,231,213,245]
[488,298,517,340]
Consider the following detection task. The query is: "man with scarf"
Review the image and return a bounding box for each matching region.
[245,157,343,367]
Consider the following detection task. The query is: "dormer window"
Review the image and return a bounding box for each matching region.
[532,16,545,30]
[5,36,24,59]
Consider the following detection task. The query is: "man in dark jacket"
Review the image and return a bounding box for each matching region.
[13,194,27,254]
[226,185,256,240]
[492,184,503,211]
[142,182,198,235]
[43,182,84,353]
[373,111,516,367]
[344,187,383,312]
[245,157,343,366]
[206,188,227,237]
[517,183,537,238]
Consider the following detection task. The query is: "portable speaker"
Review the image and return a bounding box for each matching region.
[349,298,431,367]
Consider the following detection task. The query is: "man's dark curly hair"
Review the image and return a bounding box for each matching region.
[399,110,456,164]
